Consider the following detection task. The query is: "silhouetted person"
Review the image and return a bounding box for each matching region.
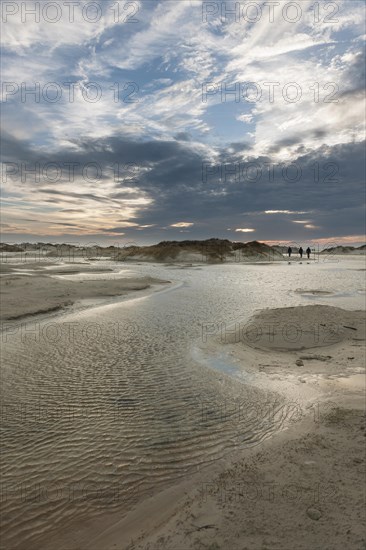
[288,246,292,258]
[299,246,303,258]
[306,247,311,259]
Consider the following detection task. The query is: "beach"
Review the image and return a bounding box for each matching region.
[0,255,365,549]
[3,0,365,547]
[113,303,365,550]
[0,260,170,321]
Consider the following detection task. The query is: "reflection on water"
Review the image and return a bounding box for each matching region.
[1,259,364,548]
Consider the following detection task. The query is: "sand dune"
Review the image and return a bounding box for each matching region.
[1,239,286,264]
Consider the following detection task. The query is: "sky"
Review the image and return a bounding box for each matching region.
[1,0,365,247]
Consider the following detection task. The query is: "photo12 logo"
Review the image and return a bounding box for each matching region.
[1,320,140,345]
[1,161,140,183]
[202,81,340,104]
[202,161,340,184]
[1,1,140,24]
[200,480,340,505]
[201,320,344,345]
[201,1,340,25]
[2,81,139,104]
[1,480,140,507]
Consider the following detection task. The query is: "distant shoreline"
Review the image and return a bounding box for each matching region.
[1,239,365,265]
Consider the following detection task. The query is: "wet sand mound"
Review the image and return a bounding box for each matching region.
[233,305,365,352]
[0,273,169,320]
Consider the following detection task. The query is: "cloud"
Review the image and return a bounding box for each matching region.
[265,210,310,215]
[171,222,194,228]
[1,0,365,243]
[237,114,254,124]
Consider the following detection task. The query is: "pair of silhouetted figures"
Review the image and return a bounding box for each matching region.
[287,246,311,259]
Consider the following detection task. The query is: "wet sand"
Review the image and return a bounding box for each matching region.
[17,304,363,550]
[117,402,365,550]
[0,264,170,320]
[88,305,365,550]
[1,259,365,549]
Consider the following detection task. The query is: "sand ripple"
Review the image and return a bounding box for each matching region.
[4,261,362,548]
